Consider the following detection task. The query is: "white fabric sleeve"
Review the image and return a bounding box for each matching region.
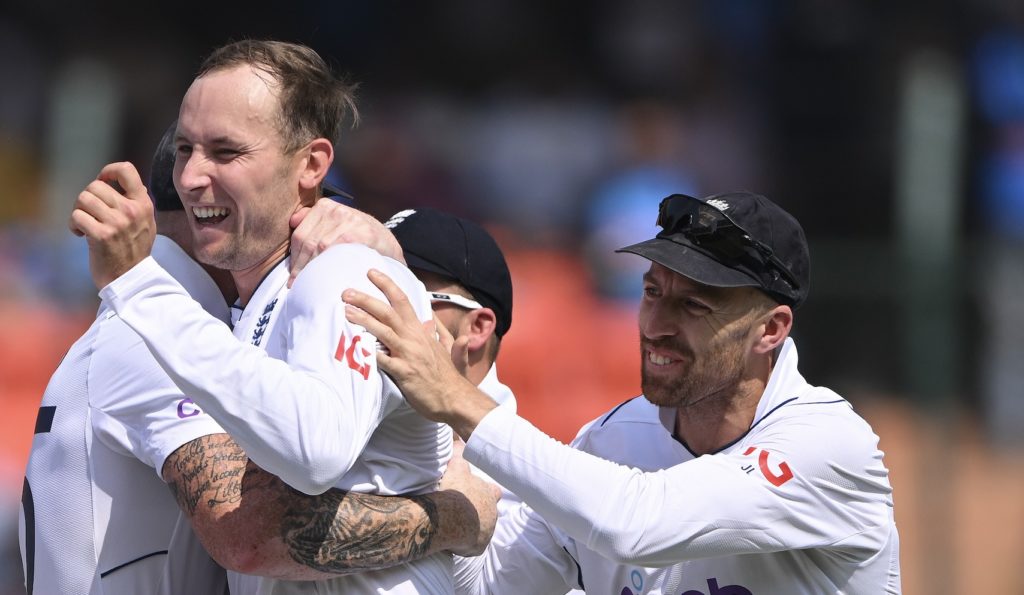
[464,406,890,567]
[99,253,398,495]
[454,501,578,595]
[89,311,227,479]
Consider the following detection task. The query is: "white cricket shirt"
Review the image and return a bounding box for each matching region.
[19,235,229,595]
[469,364,518,512]
[101,243,454,594]
[462,338,902,594]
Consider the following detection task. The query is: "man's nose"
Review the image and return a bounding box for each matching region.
[176,152,210,194]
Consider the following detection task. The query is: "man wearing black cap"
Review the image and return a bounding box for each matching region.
[384,208,514,412]
[344,192,902,594]
[383,207,596,595]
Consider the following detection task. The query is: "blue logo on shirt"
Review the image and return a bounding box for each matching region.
[252,299,278,346]
[620,577,752,595]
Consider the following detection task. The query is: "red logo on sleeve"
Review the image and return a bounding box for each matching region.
[742,446,794,487]
[334,334,371,380]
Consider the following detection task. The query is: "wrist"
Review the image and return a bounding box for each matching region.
[439,380,497,441]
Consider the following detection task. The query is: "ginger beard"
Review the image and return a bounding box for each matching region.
[640,315,756,411]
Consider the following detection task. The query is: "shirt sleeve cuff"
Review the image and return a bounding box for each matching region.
[99,256,178,306]
[464,405,518,465]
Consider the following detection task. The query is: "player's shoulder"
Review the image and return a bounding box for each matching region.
[289,244,430,319]
[752,387,884,467]
[294,244,418,290]
[770,387,873,437]
[572,396,661,442]
[572,396,684,467]
[93,307,145,358]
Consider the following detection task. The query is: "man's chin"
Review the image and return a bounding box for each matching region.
[641,380,677,407]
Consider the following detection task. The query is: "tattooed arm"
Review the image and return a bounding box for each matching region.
[163,433,498,580]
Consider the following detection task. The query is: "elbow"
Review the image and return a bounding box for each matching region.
[212,544,266,576]
[589,524,667,566]
[188,508,280,576]
[194,526,272,575]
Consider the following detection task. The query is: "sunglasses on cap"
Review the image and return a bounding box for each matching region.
[429,292,483,310]
[656,194,801,293]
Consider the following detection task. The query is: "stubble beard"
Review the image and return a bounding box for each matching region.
[641,334,749,412]
[194,170,297,272]
[196,213,291,272]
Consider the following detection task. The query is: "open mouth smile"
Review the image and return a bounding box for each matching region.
[192,206,230,225]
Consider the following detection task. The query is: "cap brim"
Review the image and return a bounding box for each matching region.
[615,237,762,289]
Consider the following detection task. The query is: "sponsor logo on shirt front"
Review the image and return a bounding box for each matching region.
[620,571,752,595]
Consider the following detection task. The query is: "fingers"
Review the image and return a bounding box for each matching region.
[342,285,402,329]
[343,299,397,348]
[451,335,471,376]
[288,207,314,287]
[289,205,311,230]
[71,181,131,235]
[97,162,147,200]
[68,161,156,289]
[69,208,99,238]
[433,313,455,348]
[76,165,153,231]
[365,269,421,324]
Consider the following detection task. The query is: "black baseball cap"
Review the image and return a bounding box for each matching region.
[149,120,184,212]
[616,192,810,308]
[385,208,514,338]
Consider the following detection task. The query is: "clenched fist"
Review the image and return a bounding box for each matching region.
[69,162,156,289]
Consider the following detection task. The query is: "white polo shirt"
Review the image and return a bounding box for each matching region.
[19,235,229,595]
[101,243,454,594]
[460,339,901,594]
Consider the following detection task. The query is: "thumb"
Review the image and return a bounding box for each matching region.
[290,206,311,230]
[451,335,471,377]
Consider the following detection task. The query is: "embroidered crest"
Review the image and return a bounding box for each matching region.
[252,298,278,346]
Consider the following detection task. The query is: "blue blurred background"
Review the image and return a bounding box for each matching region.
[2,1,1024,592]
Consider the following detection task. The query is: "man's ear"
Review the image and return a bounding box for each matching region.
[297,138,334,195]
[753,305,792,355]
[461,308,498,352]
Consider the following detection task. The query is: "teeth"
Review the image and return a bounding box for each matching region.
[192,206,229,219]
[648,352,673,366]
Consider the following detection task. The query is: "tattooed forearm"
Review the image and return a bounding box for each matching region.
[164,434,262,516]
[281,490,439,573]
[164,434,456,578]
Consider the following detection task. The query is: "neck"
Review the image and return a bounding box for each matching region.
[673,379,764,455]
[465,350,491,387]
[231,241,290,306]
